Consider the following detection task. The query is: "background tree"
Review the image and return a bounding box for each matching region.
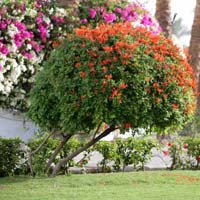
[189,0,200,106]
[155,0,172,38]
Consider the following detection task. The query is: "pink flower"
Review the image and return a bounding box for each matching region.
[0,45,9,55]
[52,16,65,23]
[89,8,97,19]
[163,150,169,156]
[102,13,116,23]
[0,21,7,30]
[115,7,122,14]
[22,51,33,60]
[30,41,44,52]
[14,22,27,31]
[96,7,104,13]
[80,18,88,24]
[36,16,43,24]
[0,42,9,55]
[141,14,153,26]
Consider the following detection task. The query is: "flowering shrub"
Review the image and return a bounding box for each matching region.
[29,22,196,135]
[184,138,200,169]
[0,0,78,110]
[163,138,200,169]
[79,0,161,34]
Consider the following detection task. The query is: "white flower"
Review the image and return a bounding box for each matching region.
[26,44,32,50]
[48,8,54,15]
[0,54,7,66]
[43,17,51,25]
[0,83,4,92]
[7,24,19,37]
[55,7,66,17]
[26,8,37,18]
[0,73,4,82]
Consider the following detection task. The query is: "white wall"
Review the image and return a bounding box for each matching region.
[0,110,37,141]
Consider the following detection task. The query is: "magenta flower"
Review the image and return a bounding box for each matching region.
[0,42,9,55]
[89,8,97,19]
[115,7,122,14]
[14,34,23,48]
[80,18,88,24]
[0,45,9,55]
[30,41,44,52]
[36,16,43,24]
[141,14,153,26]
[0,21,7,30]
[52,16,65,23]
[14,22,27,31]
[22,51,33,60]
[96,6,104,13]
[102,13,117,23]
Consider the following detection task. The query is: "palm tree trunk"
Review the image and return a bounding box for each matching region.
[155,0,172,38]
[189,0,200,106]
[51,126,116,177]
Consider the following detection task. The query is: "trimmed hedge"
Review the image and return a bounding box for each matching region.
[0,137,27,177]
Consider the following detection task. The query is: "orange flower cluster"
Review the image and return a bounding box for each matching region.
[72,22,196,124]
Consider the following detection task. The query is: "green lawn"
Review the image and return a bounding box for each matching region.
[0,171,200,200]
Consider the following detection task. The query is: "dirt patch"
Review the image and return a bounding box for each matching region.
[161,173,200,184]
[0,185,10,190]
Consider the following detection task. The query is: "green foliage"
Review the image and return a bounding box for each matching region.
[93,141,116,172]
[114,138,156,171]
[0,137,27,177]
[28,22,196,136]
[184,138,200,169]
[167,139,186,169]
[93,138,156,172]
[165,137,200,170]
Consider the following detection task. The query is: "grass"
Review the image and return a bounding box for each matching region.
[0,171,200,200]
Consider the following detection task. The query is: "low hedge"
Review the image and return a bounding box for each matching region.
[0,137,27,177]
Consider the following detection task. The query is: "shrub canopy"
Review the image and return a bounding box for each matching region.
[28,22,196,134]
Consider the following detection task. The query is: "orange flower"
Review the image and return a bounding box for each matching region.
[75,63,81,68]
[172,104,179,109]
[124,123,131,129]
[102,66,107,73]
[119,82,127,89]
[79,71,86,78]
[103,46,113,52]
[156,98,161,103]
[145,77,151,82]
[52,40,61,48]
[89,62,94,68]
[105,74,112,80]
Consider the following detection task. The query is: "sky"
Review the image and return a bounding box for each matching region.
[138,0,196,46]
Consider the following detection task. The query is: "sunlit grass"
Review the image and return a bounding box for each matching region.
[0,171,200,200]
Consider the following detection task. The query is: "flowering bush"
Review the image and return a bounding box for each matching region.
[29,22,196,134]
[0,0,78,111]
[79,0,161,34]
[163,138,200,169]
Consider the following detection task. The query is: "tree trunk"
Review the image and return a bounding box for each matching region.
[51,126,116,177]
[189,0,200,106]
[45,134,72,174]
[155,0,172,38]
[28,131,55,176]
